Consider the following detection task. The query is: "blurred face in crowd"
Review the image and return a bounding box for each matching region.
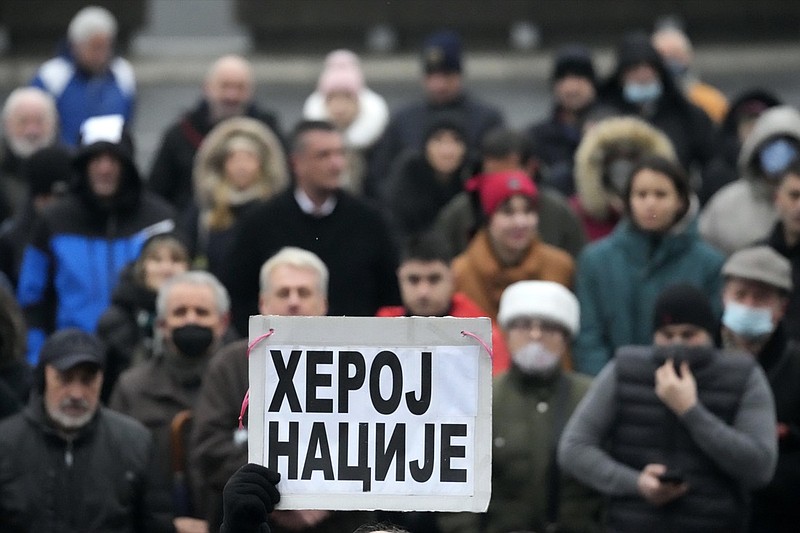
[325,91,360,130]
[652,30,692,72]
[259,264,328,316]
[224,148,262,191]
[775,172,800,245]
[653,324,712,347]
[159,282,228,352]
[205,56,255,123]
[44,363,103,431]
[622,62,660,86]
[505,316,569,359]
[292,129,346,202]
[142,243,189,292]
[4,96,57,158]
[87,152,122,199]
[424,71,463,106]
[722,277,787,328]
[426,129,467,176]
[397,259,454,316]
[488,195,538,261]
[554,74,596,114]
[628,168,684,233]
[73,32,113,74]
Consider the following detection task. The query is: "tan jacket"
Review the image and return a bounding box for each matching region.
[453,229,575,322]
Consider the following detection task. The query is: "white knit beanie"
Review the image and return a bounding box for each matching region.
[497,281,580,336]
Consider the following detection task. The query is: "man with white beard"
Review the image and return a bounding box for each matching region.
[0,87,58,219]
[0,328,173,532]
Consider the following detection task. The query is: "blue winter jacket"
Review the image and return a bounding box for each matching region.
[32,52,135,147]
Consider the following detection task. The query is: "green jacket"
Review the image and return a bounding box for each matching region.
[440,366,603,533]
[574,215,724,376]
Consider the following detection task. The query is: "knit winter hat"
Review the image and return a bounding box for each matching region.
[466,170,537,218]
[652,284,717,334]
[723,245,793,292]
[498,280,580,336]
[422,29,463,74]
[552,44,596,85]
[23,145,73,197]
[317,49,365,95]
[616,31,663,73]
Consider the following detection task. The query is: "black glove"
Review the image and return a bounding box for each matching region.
[221,463,281,533]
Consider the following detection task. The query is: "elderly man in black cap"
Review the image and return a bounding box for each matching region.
[559,283,777,533]
[527,43,599,196]
[366,28,504,199]
[0,328,172,532]
[718,245,800,533]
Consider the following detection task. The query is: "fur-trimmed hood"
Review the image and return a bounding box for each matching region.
[574,116,677,220]
[193,116,289,212]
[302,87,389,149]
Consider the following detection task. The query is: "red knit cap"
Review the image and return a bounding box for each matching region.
[466,170,538,218]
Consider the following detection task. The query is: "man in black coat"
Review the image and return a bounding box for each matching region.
[224,120,400,336]
[148,54,284,212]
[0,329,172,532]
[718,246,800,533]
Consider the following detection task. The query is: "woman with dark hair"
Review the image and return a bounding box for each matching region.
[0,286,31,419]
[383,114,474,239]
[96,232,190,400]
[573,155,725,375]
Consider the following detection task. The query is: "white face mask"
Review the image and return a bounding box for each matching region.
[512,342,561,377]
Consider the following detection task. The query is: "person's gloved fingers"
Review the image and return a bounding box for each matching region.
[227,464,281,514]
[237,463,282,487]
[232,475,280,508]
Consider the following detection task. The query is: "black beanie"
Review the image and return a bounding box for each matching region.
[23,146,73,197]
[552,44,596,85]
[616,31,663,73]
[652,284,717,335]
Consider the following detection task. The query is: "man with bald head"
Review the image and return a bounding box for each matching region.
[148,54,285,211]
[652,25,728,124]
[1,87,59,219]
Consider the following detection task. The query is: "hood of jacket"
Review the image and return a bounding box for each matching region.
[738,105,800,182]
[302,87,389,149]
[192,116,289,213]
[72,130,142,214]
[574,116,676,220]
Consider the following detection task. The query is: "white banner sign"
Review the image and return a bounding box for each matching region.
[248,315,492,512]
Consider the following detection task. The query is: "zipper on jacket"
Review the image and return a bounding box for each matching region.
[64,438,74,467]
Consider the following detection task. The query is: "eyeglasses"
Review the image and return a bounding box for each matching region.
[506,317,564,336]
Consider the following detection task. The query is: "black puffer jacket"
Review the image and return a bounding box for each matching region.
[0,398,173,532]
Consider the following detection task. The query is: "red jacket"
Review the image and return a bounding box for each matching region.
[376,292,511,375]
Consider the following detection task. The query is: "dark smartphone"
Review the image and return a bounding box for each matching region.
[658,470,684,484]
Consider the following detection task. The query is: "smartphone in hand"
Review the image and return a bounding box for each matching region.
[658,470,685,484]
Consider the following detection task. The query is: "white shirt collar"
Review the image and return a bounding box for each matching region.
[294,188,337,217]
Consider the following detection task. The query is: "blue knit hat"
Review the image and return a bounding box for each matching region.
[422,29,463,74]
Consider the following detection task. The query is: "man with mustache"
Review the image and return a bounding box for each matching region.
[0,328,172,532]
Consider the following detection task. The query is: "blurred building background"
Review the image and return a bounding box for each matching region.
[2,0,799,55]
[0,0,798,170]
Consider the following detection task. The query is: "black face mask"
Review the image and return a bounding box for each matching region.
[171,324,215,358]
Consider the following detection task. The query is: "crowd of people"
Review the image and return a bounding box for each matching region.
[0,5,798,533]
